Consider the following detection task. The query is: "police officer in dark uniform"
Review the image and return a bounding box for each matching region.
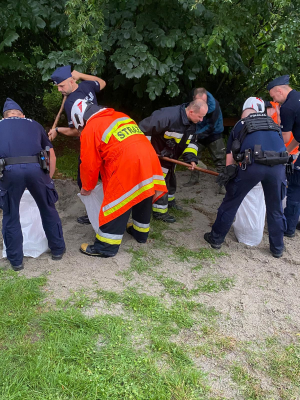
[267,75,300,237]
[204,107,288,258]
[139,99,208,223]
[48,65,106,224]
[0,99,66,271]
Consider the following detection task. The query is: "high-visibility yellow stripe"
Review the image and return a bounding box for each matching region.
[96,234,122,245]
[153,179,166,186]
[104,182,154,217]
[102,118,134,143]
[113,124,144,142]
[168,195,175,201]
[183,147,198,156]
[164,134,181,143]
[133,224,150,233]
[152,207,168,213]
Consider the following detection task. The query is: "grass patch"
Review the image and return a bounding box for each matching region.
[120,248,161,280]
[169,207,191,219]
[181,197,197,205]
[0,272,216,400]
[148,217,169,248]
[242,338,300,399]
[157,276,191,297]
[231,364,266,399]
[55,148,78,180]
[96,288,123,304]
[191,264,203,271]
[172,246,227,263]
[0,270,46,341]
[193,335,237,358]
[197,276,235,293]
[157,274,234,297]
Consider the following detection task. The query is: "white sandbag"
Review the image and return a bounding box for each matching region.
[77,184,104,233]
[2,190,49,258]
[282,196,286,211]
[233,182,266,246]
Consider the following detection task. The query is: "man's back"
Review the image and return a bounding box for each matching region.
[0,117,50,158]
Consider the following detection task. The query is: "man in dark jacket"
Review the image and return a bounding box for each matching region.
[185,88,225,188]
[139,99,208,222]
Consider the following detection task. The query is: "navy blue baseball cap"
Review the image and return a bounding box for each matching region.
[267,75,290,91]
[51,65,72,85]
[3,98,23,113]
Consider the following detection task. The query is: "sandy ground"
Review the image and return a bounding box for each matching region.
[0,170,299,398]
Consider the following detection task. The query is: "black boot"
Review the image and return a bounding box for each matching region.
[183,170,200,187]
[153,213,176,223]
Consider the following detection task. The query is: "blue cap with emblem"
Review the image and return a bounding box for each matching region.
[51,65,72,85]
[3,98,23,113]
[267,75,290,91]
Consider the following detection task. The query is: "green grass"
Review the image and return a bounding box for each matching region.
[172,246,227,263]
[169,207,191,219]
[231,364,266,399]
[148,217,169,248]
[181,198,197,205]
[55,148,78,180]
[1,268,298,400]
[193,335,237,358]
[157,275,234,297]
[119,248,161,280]
[0,271,216,400]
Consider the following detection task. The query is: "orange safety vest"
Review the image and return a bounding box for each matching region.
[269,101,298,156]
[80,108,167,225]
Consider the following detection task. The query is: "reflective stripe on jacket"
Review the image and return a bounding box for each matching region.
[139,103,198,164]
[80,108,167,225]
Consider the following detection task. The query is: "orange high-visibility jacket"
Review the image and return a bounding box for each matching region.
[269,101,298,155]
[80,108,167,225]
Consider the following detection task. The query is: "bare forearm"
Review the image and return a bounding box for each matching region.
[49,148,56,178]
[72,70,106,90]
[48,127,80,141]
[286,137,299,153]
[226,153,235,166]
[57,127,80,137]
[282,131,292,144]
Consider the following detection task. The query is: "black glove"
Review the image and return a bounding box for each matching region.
[216,164,238,187]
[286,155,295,175]
[160,139,176,158]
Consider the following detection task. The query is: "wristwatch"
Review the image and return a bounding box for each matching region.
[55,127,60,134]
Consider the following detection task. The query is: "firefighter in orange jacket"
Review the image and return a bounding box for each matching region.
[265,100,298,156]
[71,99,167,257]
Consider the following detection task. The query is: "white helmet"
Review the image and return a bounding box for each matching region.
[242,97,265,113]
[71,99,90,130]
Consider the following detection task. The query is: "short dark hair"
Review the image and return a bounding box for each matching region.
[193,88,207,98]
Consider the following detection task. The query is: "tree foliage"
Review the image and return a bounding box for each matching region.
[1,0,300,121]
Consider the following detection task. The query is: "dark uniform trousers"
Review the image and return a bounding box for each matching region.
[210,163,286,254]
[0,164,65,266]
[152,163,176,217]
[94,196,153,256]
[284,168,300,235]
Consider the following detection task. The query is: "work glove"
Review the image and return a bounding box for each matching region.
[216,164,238,187]
[286,155,295,175]
[160,139,176,158]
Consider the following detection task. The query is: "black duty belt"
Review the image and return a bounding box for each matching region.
[4,156,40,165]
